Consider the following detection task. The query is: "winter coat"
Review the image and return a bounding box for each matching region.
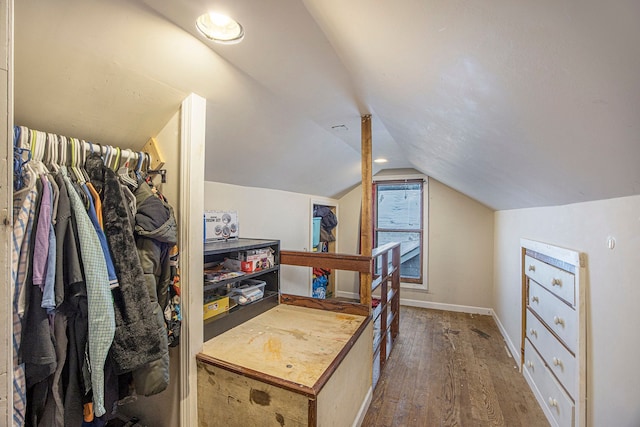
[130,180,177,396]
[85,153,167,375]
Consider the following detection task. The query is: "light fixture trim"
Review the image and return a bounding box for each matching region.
[374,158,388,163]
[196,12,244,44]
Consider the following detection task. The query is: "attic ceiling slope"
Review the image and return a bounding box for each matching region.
[15,0,188,148]
[141,0,411,191]
[304,0,640,209]
[14,0,640,208]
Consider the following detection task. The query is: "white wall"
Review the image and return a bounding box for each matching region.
[334,182,360,296]
[337,176,495,312]
[493,194,640,427]
[203,181,337,296]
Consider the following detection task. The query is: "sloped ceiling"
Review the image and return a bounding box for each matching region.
[13,0,640,210]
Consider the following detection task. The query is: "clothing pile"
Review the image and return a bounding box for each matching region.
[11,126,181,427]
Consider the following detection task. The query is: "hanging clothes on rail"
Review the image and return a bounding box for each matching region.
[12,127,38,427]
[60,166,116,418]
[11,126,180,427]
[128,178,177,396]
[85,153,167,378]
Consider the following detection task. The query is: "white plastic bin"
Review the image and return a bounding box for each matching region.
[228,279,266,305]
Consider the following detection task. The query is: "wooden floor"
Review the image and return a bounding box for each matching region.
[361,306,549,427]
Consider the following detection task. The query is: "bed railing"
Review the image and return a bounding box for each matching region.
[281,243,400,367]
[280,243,401,386]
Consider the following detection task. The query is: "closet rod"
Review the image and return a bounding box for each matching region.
[79,141,147,168]
[19,126,167,181]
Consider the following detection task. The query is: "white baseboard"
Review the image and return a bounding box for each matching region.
[335,292,493,316]
[352,386,372,427]
[400,298,493,315]
[491,309,521,365]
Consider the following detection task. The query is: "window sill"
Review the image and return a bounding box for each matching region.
[400,282,428,291]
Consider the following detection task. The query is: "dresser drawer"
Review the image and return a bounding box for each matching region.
[524,339,575,427]
[525,255,575,305]
[528,280,578,353]
[526,309,576,398]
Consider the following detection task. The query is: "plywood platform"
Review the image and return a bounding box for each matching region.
[197,304,372,426]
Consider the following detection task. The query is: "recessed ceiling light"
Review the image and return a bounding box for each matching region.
[374,158,388,163]
[196,12,244,44]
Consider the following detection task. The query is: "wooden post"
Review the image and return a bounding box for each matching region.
[360,115,373,307]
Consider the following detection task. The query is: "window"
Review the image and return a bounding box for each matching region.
[373,179,424,283]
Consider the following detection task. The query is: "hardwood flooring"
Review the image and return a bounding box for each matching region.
[361,306,549,427]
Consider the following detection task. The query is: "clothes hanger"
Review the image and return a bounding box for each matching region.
[112,146,121,172]
[60,135,69,169]
[31,130,49,176]
[70,138,85,183]
[116,149,138,189]
[13,126,31,191]
[44,133,52,167]
[45,133,58,172]
[104,144,113,170]
[135,151,145,181]
[79,140,91,182]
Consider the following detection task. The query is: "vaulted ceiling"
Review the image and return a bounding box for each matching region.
[13,0,640,210]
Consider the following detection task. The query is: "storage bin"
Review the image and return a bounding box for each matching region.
[228,279,266,305]
[312,217,321,247]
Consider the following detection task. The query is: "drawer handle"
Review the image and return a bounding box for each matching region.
[552,357,563,367]
[526,360,534,368]
[548,397,558,408]
[531,296,539,303]
[530,328,538,337]
[553,316,565,326]
[528,265,536,272]
[552,278,562,286]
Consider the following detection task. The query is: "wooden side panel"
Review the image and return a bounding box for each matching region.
[197,361,310,427]
[317,322,373,426]
[280,294,370,317]
[281,250,372,273]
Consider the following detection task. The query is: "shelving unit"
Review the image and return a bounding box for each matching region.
[311,202,338,298]
[203,238,280,341]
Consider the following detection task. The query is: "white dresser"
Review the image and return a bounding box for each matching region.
[521,239,587,427]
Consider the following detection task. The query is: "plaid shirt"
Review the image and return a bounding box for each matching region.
[12,170,38,427]
[61,169,115,417]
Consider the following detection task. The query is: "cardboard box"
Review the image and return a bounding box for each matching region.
[204,210,239,241]
[239,248,274,272]
[203,296,230,320]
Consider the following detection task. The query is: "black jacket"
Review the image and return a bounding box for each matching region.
[85,153,166,375]
[130,180,177,396]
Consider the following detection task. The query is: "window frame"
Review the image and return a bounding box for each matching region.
[372,178,425,284]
